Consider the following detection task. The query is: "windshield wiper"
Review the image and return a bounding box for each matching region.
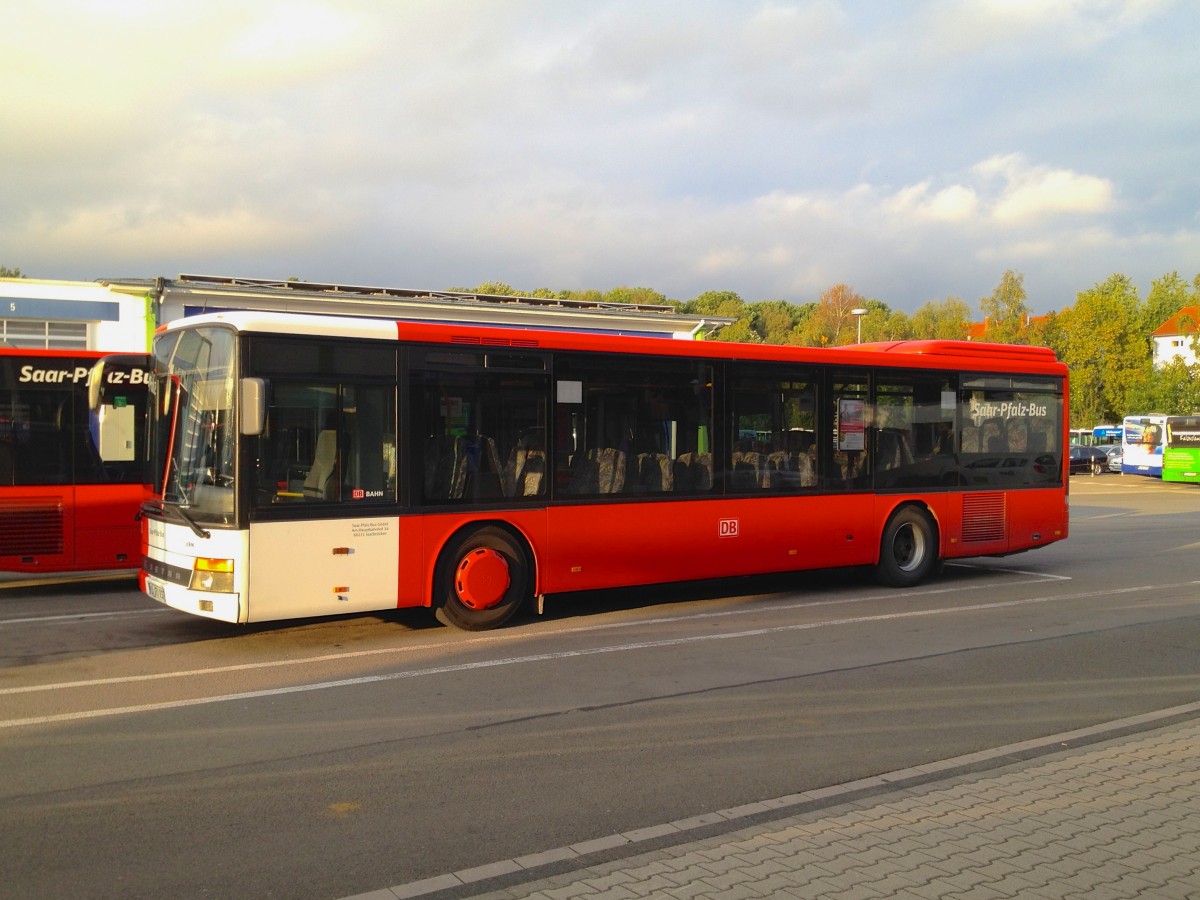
[145,498,211,539]
[173,504,211,540]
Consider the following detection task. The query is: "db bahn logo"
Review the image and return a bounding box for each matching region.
[719,518,739,538]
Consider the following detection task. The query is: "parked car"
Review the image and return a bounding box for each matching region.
[1106,445,1123,473]
[1069,444,1109,475]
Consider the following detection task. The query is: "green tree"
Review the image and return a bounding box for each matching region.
[559,288,605,304]
[1063,274,1142,425]
[603,286,668,306]
[1140,271,1196,344]
[712,318,761,343]
[684,290,747,320]
[1024,309,1069,359]
[685,291,759,342]
[796,283,869,346]
[0,266,24,278]
[754,299,802,345]
[458,282,516,296]
[910,297,970,340]
[851,300,905,343]
[877,307,913,341]
[785,302,818,344]
[979,269,1030,344]
[1146,359,1200,414]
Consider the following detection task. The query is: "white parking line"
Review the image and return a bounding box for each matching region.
[0,609,167,627]
[6,577,1193,731]
[1,567,1064,695]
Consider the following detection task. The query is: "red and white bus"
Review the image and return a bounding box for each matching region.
[140,311,1069,629]
[0,349,149,574]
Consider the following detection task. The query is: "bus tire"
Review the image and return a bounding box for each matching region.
[875,505,938,588]
[434,526,530,631]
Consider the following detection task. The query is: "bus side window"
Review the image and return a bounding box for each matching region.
[555,355,713,499]
[253,381,396,506]
[730,365,816,494]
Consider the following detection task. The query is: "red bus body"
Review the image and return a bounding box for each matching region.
[0,348,147,574]
[387,325,1069,608]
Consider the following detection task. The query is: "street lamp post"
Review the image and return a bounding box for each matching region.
[851,308,867,343]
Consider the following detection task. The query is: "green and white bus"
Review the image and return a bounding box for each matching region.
[1161,415,1200,483]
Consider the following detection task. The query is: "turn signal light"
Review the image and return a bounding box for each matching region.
[189,557,235,593]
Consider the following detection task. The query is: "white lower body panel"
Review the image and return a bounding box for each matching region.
[246,517,400,621]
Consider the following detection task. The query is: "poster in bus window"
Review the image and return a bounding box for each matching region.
[838,398,865,450]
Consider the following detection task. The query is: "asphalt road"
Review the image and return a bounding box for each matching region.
[2,473,1200,900]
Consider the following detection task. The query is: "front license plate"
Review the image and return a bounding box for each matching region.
[146,579,167,604]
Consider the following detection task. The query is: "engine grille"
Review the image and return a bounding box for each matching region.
[0,497,65,556]
[962,492,1006,543]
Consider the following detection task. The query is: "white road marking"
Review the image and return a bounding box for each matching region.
[6,577,1195,731]
[2,566,1062,694]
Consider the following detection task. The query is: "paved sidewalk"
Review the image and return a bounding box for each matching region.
[350,702,1200,900]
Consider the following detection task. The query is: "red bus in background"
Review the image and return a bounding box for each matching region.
[140,311,1069,630]
[0,349,149,574]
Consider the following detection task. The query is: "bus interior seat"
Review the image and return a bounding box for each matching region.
[462,434,503,499]
[765,450,795,489]
[303,429,339,499]
[877,428,915,471]
[731,450,765,491]
[568,448,626,495]
[635,452,672,493]
[423,434,469,501]
[503,439,546,497]
[673,452,712,492]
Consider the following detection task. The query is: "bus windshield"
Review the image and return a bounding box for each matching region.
[1165,416,1200,449]
[152,325,237,525]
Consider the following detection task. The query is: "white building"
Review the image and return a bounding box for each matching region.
[0,278,154,352]
[1151,306,1200,368]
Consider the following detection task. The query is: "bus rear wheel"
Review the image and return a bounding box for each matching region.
[434,526,530,631]
[875,505,938,588]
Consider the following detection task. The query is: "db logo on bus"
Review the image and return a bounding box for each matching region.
[718,518,739,538]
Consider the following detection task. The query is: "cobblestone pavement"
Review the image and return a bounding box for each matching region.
[349,703,1200,900]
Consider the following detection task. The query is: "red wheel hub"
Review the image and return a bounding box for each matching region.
[455,548,511,610]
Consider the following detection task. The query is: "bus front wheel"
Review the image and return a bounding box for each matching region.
[434,526,530,630]
[875,506,938,588]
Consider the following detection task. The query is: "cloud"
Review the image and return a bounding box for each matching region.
[973,154,1114,224]
[1,0,1195,315]
[918,0,1171,56]
[20,201,330,269]
[884,182,980,223]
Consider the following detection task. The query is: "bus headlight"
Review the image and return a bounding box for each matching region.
[189,557,235,593]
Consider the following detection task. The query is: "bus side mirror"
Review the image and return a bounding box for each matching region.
[241,378,268,436]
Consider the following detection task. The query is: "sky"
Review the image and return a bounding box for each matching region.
[3,0,1198,315]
